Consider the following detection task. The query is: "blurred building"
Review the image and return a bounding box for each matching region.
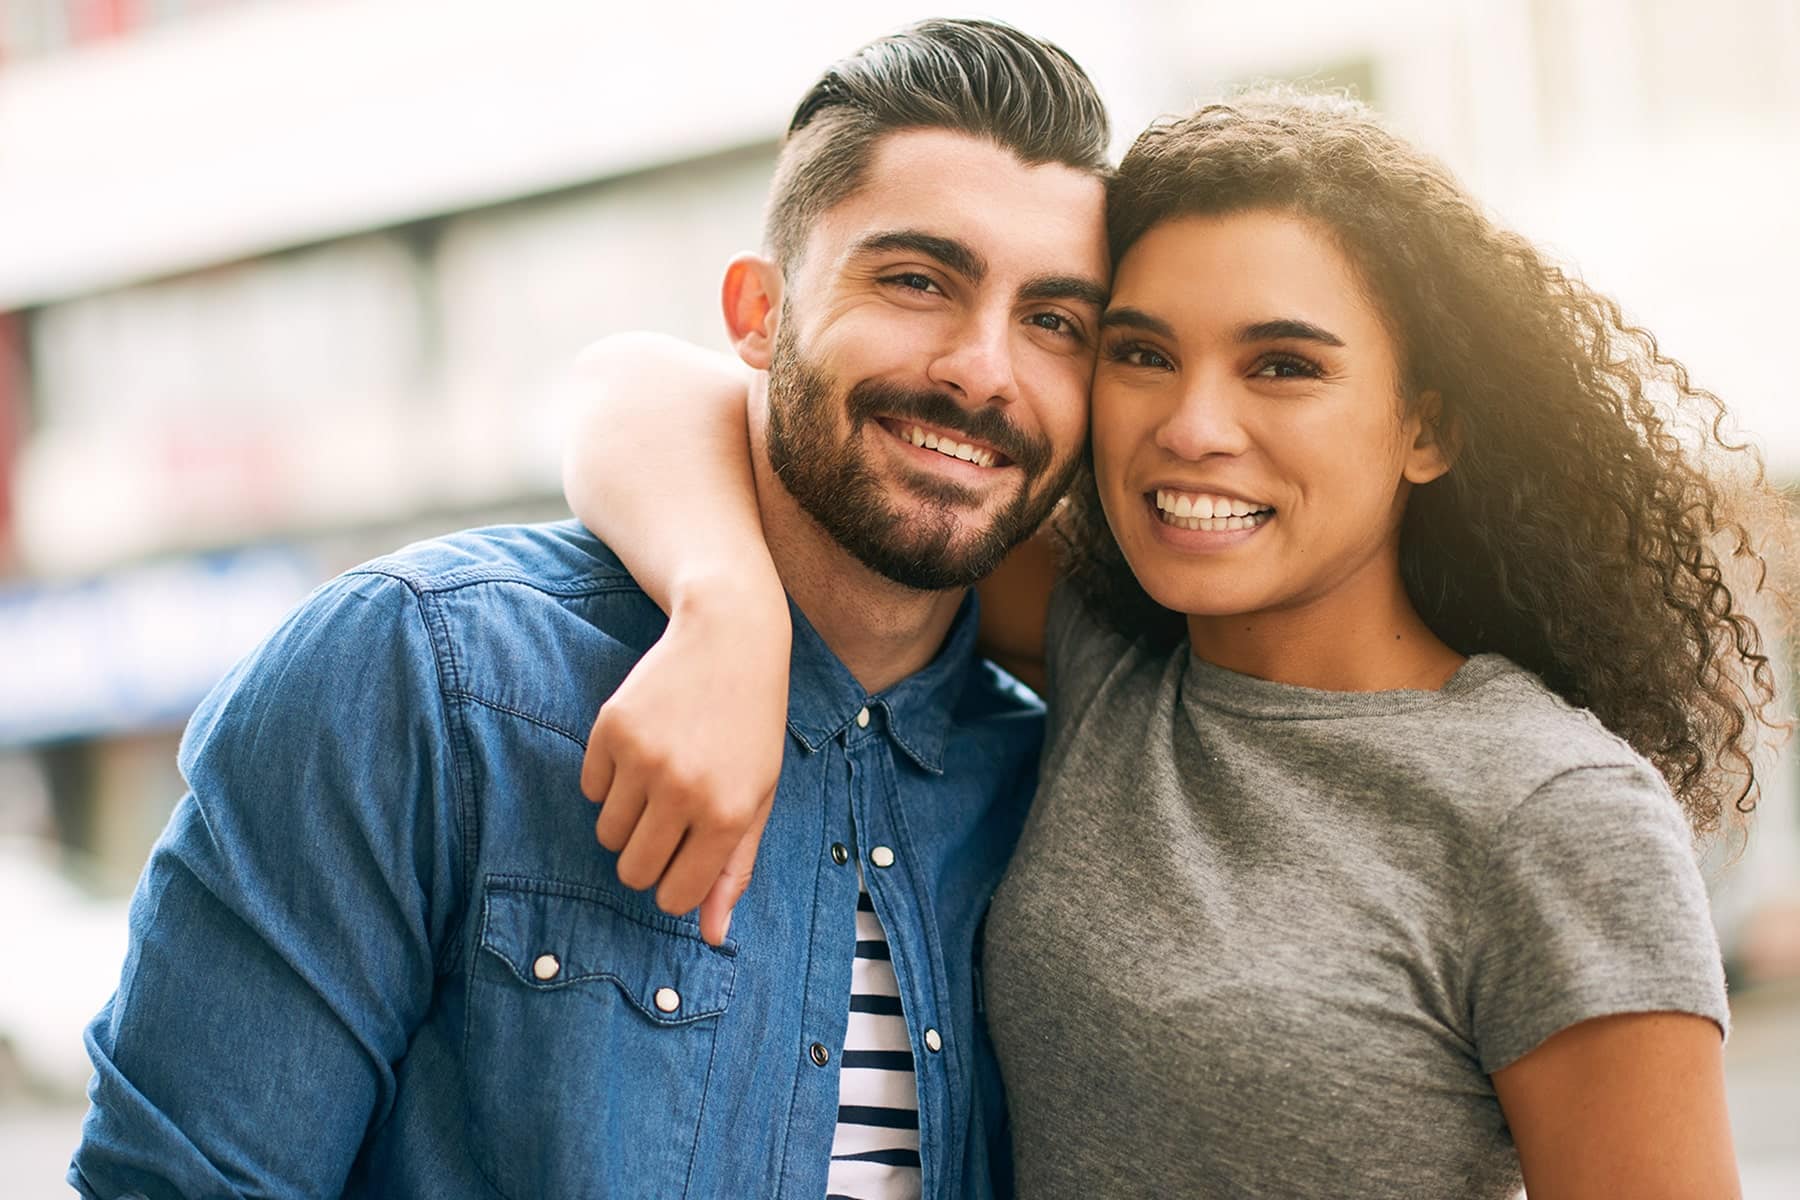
[1,0,1797,1037]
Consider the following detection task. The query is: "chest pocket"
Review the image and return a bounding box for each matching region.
[464,875,737,1200]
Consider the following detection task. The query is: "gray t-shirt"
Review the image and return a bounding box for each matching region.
[982,585,1728,1199]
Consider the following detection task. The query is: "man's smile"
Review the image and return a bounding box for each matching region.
[873,416,1015,474]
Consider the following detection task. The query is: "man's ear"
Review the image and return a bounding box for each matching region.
[1402,389,1459,485]
[722,253,783,370]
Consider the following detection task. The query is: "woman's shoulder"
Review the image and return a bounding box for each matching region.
[1415,653,1694,848]
[1039,580,1183,758]
[1439,657,1706,867]
[1443,654,1650,780]
[1045,579,1178,685]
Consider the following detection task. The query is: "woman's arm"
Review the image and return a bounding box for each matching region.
[563,332,772,613]
[1493,1011,1739,1198]
[561,332,790,946]
[974,529,1057,696]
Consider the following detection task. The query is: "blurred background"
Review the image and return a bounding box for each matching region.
[1,0,1796,1193]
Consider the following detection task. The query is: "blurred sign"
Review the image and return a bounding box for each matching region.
[0,546,322,746]
[0,313,19,565]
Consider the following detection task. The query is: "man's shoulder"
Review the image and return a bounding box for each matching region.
[341,521,663,736]
[200,522,660,755]
[958,657,1046,726]
[939,657,1046,783]
[350,519,639,601]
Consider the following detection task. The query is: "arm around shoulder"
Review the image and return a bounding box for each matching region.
[559,279,795,945]
[562,331,772,615]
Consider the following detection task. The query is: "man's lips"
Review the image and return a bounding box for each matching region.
[875,417,1013,470]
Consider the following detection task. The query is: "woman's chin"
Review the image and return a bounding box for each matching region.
[1135,573,1268,622]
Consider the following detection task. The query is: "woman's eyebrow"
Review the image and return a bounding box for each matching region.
[1099,307,1175,337]
[1020,275,1109,311]
[1240,318,1345,347]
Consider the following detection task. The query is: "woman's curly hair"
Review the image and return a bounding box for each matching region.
[1059,88,1791,835]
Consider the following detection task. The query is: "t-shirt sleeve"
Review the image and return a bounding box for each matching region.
[1042,579,1137,750]
[1464,761,1728,1074]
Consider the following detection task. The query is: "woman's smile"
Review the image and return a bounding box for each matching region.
[1143,487,1275,549]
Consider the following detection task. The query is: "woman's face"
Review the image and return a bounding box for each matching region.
[1091,209,1449,623]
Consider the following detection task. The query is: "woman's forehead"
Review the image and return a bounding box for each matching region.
[1110,210,1382,337]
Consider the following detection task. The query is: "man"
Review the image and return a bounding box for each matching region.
[73,19,1110,1199]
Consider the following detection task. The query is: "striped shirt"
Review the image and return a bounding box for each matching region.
[826,866,922,1200]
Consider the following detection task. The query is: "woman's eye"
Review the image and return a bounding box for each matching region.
[1252,354,1322,379]
[1107,342,1173,370]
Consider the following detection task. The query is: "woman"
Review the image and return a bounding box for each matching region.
[564,90,1783,1197]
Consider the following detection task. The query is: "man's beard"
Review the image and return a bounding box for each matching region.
[764,319,1078,591]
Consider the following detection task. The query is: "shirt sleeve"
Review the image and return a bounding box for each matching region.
[71,570,465,1200]
[1464,761,1728,1074]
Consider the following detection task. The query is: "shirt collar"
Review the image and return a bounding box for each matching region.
[783,589,980,775]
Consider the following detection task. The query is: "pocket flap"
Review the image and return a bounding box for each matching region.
[478,875,736,1024]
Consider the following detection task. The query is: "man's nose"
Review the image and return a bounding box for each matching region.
[925,309,1018,408]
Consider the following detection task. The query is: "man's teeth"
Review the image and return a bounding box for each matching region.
[903,424,996,468]
[1153,489,1273,532]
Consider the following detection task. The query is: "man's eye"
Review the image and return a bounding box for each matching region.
[1027,312,1080,339]
[883,273,939,294]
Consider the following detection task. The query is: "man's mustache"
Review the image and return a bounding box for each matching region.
[845,379,1052,476]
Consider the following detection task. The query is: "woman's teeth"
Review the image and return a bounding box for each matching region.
[902,424,996,468]
[1154,489,1273,532]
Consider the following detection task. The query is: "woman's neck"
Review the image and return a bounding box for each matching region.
[1186,552,1466,693]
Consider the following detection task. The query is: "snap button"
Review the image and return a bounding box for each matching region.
[870,845,895,869]
[855,706,871,728]
[810,1042,830,1067]
[532,954,560,981]
[924,1028,942,1053]
[830,843,849,865]
[653,987,681,1013]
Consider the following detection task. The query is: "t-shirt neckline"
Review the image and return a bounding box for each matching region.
[1179,651,1517,720]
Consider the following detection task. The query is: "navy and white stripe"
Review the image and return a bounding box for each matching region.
[826,869,921,1200]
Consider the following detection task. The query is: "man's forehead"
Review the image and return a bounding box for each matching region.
[808,128,1109,284]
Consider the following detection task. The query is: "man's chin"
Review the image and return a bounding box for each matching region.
[835,515,1019,593]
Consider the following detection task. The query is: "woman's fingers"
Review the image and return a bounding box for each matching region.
[615,799,687,893]
[695,795,775,945]
[580,709,617,805]
[593,772,648,854]
[655,822,745,930]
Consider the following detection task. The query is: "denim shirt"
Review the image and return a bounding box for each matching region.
[72,521,1042,1200]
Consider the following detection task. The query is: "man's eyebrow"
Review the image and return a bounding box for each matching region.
[1020,275,1110,311]
[851,230,987,282]
[1240,318,1345,347]
[1099,307,1175,338]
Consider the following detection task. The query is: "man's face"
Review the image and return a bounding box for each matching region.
[763,128,1109,591]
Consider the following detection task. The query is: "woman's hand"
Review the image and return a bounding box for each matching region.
[583,570,791,947]
[562,332,785,945]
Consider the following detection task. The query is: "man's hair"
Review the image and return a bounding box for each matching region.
[763,18,1111,267]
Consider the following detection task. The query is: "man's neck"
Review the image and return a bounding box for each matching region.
[749,444,965,698]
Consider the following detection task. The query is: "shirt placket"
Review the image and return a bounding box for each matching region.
[847,709,955,1200]
[775,732,864,1199]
